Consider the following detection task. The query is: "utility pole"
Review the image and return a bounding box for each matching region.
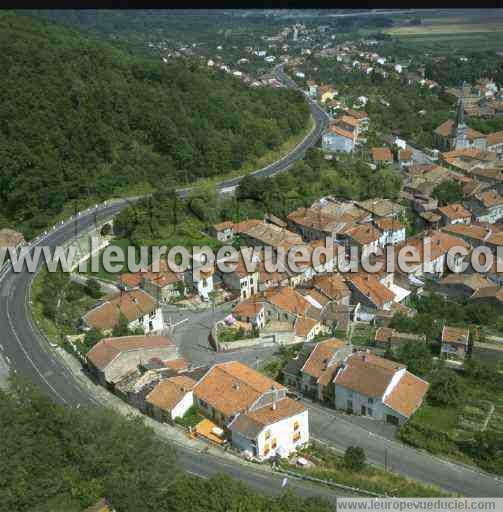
[385,448,388,472]
[74,200,79,240]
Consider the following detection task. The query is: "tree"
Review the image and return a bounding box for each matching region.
[432,181,464,206]
[112,312,131,337]
[395,341,433,377]
[343,446,366,471]
[82,329,104,354]
[427,368,463,406]
[85,278,102,299]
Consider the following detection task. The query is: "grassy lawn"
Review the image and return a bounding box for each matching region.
[389,31,503,53]
[386,21,503,36]
[400,370,503,473]
[412,404,459,433]
[283,442,451,498]
[350,324,376,347]
[31,268,103,346]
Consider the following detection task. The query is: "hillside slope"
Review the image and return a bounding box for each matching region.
[0,12,309,234]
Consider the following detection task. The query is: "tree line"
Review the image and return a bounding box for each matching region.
[0,12,309,237]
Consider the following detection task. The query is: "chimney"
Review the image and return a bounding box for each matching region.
[233,382,240,391]
[272,401,277,411]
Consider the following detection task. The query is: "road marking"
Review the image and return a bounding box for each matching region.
[5,290,69,405]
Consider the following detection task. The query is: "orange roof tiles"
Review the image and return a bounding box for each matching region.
[0,228,25,248]
[312,273,351,300]
[329,124,355,140]
[375,218,404,232]
[264,286,312,316]
[87,335,175,371]
[487,130,503,147]
[294,317,319,337]
[243,397,306,427]
[233,299,265,318]
[372,147,393,162]
[339,115,359,128]
[435,119,485,141]
[399,149,413,161]
[397,230,470,266]
[345,223,382,246]
[213,221,234,231]
[119,272,146,288]
[302,338,346,379]
[477,190,503,208]
[438,203,471,221]
[348,274,395,308]
[164,358,189,372]
[335,352,404,398]
[233,219,262,234]
[194,361,285,417]
[441,326,469,345]
[146,375,196,412]
[384,371,429,418]
[84,290,158,331]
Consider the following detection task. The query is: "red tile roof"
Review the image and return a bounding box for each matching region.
[84,290,158,331]
[372,147,393,162]
[87,335,175,371]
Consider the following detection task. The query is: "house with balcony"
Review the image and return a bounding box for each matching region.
[193,361,309,460]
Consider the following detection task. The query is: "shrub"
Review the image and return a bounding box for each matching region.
[343,446,366,472]
[427,369,463,407]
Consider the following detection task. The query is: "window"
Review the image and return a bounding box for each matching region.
[293,421,300,431]
[263,443,270,456]
[293,431,301,443]
[368,398,373,404]
[271,438,277,449]
[264,430,271,440]
[368,408,373,417]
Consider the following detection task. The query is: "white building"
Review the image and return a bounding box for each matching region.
[334,351,429,426]
[193,361,309,461]
[82,290,164,334]
[146,375,196,423]
[322,125,355,153]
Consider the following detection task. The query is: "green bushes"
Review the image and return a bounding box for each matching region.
[294,442,448,497]
[174,406,202,429]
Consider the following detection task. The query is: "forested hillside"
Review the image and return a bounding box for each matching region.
[0,12,309,235]
[0,380,332,512]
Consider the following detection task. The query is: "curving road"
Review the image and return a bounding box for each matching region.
[0,70,342,502]
[2,67,502,499]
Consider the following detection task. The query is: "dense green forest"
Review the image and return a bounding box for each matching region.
[113,149,402,251]
[425,52,503,87]
[0,12,309,236]
[0,379,332,512]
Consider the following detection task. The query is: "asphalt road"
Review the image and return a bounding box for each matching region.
[0,69,342,502]
[306,401,503,498]
[1,67,502,499]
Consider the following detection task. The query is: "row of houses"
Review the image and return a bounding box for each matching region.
[85,334,309,462]
[283,339,429,426]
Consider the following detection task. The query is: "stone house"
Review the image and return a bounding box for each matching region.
[86,335,178,387]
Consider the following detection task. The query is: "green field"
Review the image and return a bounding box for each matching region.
[385,16,503,53]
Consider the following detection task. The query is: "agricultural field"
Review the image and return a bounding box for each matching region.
[385,15,503,53]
